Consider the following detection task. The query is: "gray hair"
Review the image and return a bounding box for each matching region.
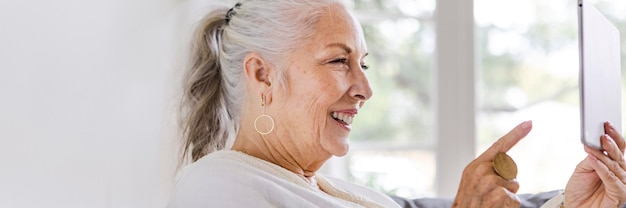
[180,0,351,164]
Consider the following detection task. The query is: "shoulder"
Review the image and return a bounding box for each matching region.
[174,151,251,186]
[167,151,274,208]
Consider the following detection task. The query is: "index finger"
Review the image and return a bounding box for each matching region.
[477,121,533,162]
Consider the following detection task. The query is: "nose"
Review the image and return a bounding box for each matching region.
[349,67,373,102]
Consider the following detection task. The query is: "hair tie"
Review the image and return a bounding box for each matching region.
[225,2,242,24]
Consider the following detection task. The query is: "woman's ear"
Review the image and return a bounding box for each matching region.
[243,52,273,98]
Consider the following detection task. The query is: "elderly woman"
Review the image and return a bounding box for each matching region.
[168,0,626,207]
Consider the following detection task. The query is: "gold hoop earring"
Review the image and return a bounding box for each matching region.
[254,95,274,135]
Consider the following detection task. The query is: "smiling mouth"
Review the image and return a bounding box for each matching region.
[331,112,354,125]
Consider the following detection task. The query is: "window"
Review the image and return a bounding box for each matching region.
[347,0,626,198]
[476,0,626,194]
[342,0,437,198]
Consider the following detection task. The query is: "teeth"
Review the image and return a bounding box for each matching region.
[331,112,354,125]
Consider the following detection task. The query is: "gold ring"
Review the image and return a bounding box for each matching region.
[493,152,518,180]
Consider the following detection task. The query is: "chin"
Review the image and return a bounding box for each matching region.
[333,149,349,157]
[321,134,351,156]
[326,140,350,157]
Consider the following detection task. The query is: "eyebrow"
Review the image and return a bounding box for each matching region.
[325,43,368,58]
[325,43,352,54]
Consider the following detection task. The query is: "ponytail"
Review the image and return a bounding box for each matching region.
[180,8,233,164]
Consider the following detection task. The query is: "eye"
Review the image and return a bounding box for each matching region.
[329,58,369,70]
[329,58,348,65]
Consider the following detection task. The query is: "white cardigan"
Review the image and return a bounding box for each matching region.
[167,150,400,208]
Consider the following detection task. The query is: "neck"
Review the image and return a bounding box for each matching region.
[232,130,330,180]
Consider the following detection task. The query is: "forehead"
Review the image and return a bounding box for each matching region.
[308,5,367,53]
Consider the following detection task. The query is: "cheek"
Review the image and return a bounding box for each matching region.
[299,97,327,130]
[281,69,349,126]
[313,74,349,100]
[297,80,342,119]
[289,74,340,109]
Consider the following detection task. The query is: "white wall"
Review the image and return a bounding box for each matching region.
[0,0,191,207]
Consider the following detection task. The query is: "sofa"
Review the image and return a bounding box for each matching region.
[390,190,626,208]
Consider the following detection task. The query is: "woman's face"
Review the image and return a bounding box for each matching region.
[270,5,372,158]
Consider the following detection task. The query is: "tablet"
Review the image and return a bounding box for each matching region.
[578,0,622,150]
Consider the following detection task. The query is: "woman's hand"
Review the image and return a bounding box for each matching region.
[453,121,533,208]
[565,122,626,208]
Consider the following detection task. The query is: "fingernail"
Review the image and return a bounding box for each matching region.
[520,120,532,130]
